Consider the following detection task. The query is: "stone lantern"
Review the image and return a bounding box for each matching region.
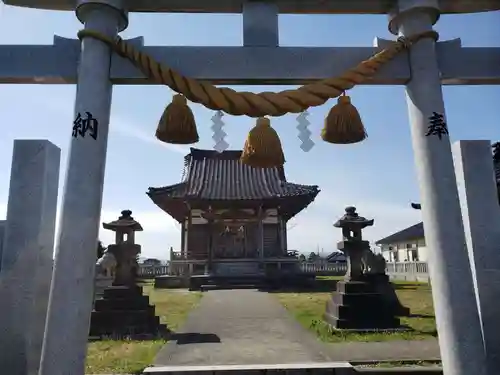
[90,210,166,339]
[324,206,403,330]
[333,206,373,281]
[102,209,143,286]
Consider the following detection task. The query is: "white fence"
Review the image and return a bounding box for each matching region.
[386,261,430,283]
[300,261,347,275]
[137,261,430,282]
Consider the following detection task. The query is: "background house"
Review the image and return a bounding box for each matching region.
[375,222,426,263]
[326,251,347,263]
[142,258,162,266]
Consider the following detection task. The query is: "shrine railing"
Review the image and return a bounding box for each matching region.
[169,250,300,260]
[136,260,430,282]
[300,261,347,275]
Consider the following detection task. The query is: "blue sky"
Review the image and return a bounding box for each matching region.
[0,4,498,260]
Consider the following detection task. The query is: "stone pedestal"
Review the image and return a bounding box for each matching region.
[324,279,401,330]
[363,274,410,317]
[107,243,140,286]
[90,285,166,338]
[338,240,367,281]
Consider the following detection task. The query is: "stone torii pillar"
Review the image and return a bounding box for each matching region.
[39,1,128,375]
[389,1,487,375]
[0,0,490,374]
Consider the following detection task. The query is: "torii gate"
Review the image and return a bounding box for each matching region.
[1,1,499,375]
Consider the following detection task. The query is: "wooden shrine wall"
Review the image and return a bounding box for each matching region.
[185,222,283,259]
[186,224,209,259]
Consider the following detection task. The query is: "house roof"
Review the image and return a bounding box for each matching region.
[326,251,347,262]
[147,148,320,221]
[375,222,424,245]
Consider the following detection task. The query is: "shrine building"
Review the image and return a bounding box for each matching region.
[147,148,319,283]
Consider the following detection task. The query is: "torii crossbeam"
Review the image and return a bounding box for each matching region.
[0,1,499,375]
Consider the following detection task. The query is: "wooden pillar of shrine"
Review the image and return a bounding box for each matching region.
[277,206,285,256]
[206,207,214,273]
[257,206,265,262]
[185,204,193,274]
[279,218,286,256]
[180,221,186,259]
[283,219,288,254]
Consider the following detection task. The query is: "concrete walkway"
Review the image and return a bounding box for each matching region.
[153,290,440,366]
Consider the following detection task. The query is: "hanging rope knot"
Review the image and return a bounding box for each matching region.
[241,117,285,168]
[397,36,412,49]
[156,94,199,144]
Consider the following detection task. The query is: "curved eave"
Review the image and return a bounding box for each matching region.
[146,185,320,221]
[278,187,320,221]
[4,0,500,14]
[147,190,187,223]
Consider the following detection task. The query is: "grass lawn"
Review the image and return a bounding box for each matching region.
[274,280,436,343]
[85,282,202,374]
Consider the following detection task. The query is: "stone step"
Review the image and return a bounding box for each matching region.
[331,291,384,307]
[214,262,261,276]
[89,321,165,338]
[325,300,397,320]
[142,362,356,375]
[323,314,401,331]
[336,280,377,294]
[94,295,151,311]
[200,284,263,291]
[103,285,143,299]
[91,308,158,328]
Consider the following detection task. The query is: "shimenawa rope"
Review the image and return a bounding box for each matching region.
[77,30,438,118]
[76,29,438,168]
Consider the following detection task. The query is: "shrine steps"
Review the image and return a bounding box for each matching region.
[200,283,264,291]
[188,272,317,291]
[190,274,266,291]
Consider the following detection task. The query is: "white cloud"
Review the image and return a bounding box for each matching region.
[0,202,181,261]
[35,94,189,156]
[286,188,421,254]
[113,121,188,154]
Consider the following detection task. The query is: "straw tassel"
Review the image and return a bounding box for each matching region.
[321,94,367,144]
[240,117,285,169]
[155,94,199,144]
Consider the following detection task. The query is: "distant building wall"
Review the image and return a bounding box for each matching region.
[381,238,427,263]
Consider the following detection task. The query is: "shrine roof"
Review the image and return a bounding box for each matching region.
[147,148,320,201]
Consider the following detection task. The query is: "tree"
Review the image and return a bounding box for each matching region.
[308,252,318,261]
[298,253,306,262]
[493,142,500,163]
